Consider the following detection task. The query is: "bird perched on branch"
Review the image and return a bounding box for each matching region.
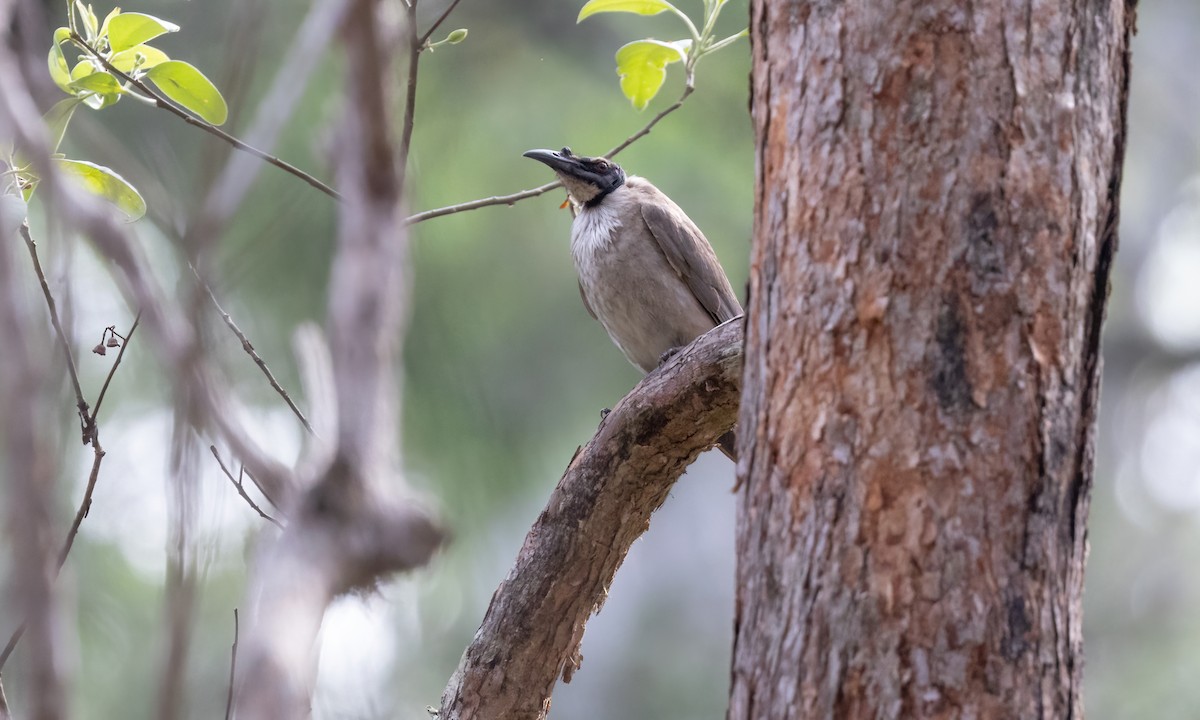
[524,147,741,461]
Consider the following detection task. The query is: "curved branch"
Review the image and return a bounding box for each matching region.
[439,317,743,719]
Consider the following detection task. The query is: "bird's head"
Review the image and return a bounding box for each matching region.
[523,147,626,207]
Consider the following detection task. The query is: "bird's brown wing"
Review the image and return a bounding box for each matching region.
[640,198,743,325]
[578,280,597,320]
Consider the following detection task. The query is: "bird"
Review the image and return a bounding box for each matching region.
[523,146,742,461]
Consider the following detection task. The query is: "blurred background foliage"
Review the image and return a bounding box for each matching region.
[1,0,1198,718]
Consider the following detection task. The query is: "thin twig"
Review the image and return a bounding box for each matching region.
[192,265,314,434]
[210,446,283,529]
[0,673,9,720]
[224,609,240,720]
[92,313,140,422]
[397,0,420,197]
[62,314,139,565]
[418,0,464,45]
[603,84,693,158]
[70,32,341,202]
[0,314,139,673]
[20,221,89,437]
[405,85,695,225]
[405,180,563,224]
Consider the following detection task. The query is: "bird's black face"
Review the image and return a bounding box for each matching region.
[523,147,626,206]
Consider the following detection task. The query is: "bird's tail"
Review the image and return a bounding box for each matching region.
[716,429,737,462]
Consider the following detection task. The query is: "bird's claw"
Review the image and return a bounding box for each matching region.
[658,346,683,367]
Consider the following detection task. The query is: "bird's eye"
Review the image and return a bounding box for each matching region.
[595,160,609,171]
[561,146,573,156]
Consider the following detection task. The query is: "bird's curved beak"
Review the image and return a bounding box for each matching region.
[523,148,583,176]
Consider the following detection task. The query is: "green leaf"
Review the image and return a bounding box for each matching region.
[145,61,227,125]
[69,71,121,96]
[110,44,170,73]
[48,28,73,93]
[614,39,688,110]
[43,98,83,154]
[70,60,95,81]
[56,158,146,221]
[578,0,676,22]
[68,70,122,109]
[107,12,179,53]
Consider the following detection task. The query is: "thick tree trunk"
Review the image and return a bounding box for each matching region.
[731,1,1135,717]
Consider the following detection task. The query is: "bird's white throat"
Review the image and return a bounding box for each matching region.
[570,184,631,260]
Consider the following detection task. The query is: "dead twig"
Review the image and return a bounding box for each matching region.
[211,446,283,529]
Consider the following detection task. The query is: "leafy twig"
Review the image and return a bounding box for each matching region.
[419,0,465,45]
[405,84,695,225]
[210,446,283,529]
[68,32,341,202]
[191,265,314,435]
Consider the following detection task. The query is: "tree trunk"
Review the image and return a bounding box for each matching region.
[731,1,1135,717]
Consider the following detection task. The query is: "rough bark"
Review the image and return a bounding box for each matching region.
[731,1,1134,718]
[440,318,742,720]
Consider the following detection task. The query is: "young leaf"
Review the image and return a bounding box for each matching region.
[578,0,676,22]
[56,158,146,221]
[75,1,99,41]
[48,28,73,93]
[98,6,121,40]
[43,98,83,154]
[145,61,228,125]
[107,12,179,53]
[110,44,170,73]
[614,39,687,110]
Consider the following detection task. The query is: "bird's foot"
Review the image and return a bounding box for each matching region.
[599,407,611,425]
[658,346,684,367]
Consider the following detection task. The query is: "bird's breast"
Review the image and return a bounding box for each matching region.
[571,203,716,373]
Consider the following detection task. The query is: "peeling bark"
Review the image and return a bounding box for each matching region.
[731,1,1135,717]
[440,318,742,719]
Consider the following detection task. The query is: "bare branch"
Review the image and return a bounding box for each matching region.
[406,85,695,225]
[211,446,283,529]
[439,318,743,719]
[69,32,341,202]
[0,313,138,673]
[0,674,9,720]
[193,267,314,434]
[397,0,420,197]
[225,610,240,720]
[233,2,443,716]
[91,314,140,424]
[19,221,89,437]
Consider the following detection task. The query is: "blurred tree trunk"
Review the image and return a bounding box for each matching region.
[730,1,1135,717]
